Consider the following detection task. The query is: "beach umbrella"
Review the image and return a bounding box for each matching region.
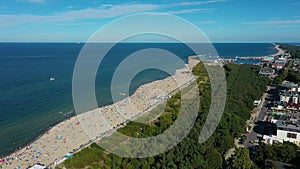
[57,135,63,140]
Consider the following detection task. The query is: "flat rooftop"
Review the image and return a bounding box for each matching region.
[275,120,300,133]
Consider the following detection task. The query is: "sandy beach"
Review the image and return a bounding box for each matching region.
[272,44,285,56]
[1,58,199,169]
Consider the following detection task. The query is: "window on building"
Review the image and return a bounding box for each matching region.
[287,133,297,139]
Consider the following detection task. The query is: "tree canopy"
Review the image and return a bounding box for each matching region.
[227,148,256,169]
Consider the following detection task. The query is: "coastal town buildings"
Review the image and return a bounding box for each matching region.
[263,81,300,146]
[279,81,300,105]
[258,67,274,77]
[263,119,300,146]
[272,53,290,69]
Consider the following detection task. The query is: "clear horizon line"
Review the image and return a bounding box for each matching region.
[0,41,299,44]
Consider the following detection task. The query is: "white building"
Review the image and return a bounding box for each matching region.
[292,96,299,104]
[279,90,299,104]
[263,119,300,146]
[254,99,261,106]
[280,81,298,90]
[280,94,291,103]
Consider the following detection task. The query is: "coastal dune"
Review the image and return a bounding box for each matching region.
[2,58,199,168]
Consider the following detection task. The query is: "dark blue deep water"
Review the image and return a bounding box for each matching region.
[292,43,300,46]
[0,43,277,156]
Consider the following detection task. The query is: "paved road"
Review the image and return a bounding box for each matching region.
[245,107,268,147]
[245,85,273,148]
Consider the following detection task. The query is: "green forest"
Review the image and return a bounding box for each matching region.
[57,63,271,169]
[277,44,300,58]
[273,58,300,85]
[253,142,300,167]
[274,44,300,84]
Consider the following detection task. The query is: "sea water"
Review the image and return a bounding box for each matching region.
[0,43,277,156]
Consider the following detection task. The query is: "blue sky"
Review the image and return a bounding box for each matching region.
[0,0,300,42]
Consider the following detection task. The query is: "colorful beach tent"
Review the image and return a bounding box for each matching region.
[29,164,47,169]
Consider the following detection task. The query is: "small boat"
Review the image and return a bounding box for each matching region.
[50,77,55,81]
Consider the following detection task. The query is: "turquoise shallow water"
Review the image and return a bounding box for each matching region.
[0,43,277,156]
